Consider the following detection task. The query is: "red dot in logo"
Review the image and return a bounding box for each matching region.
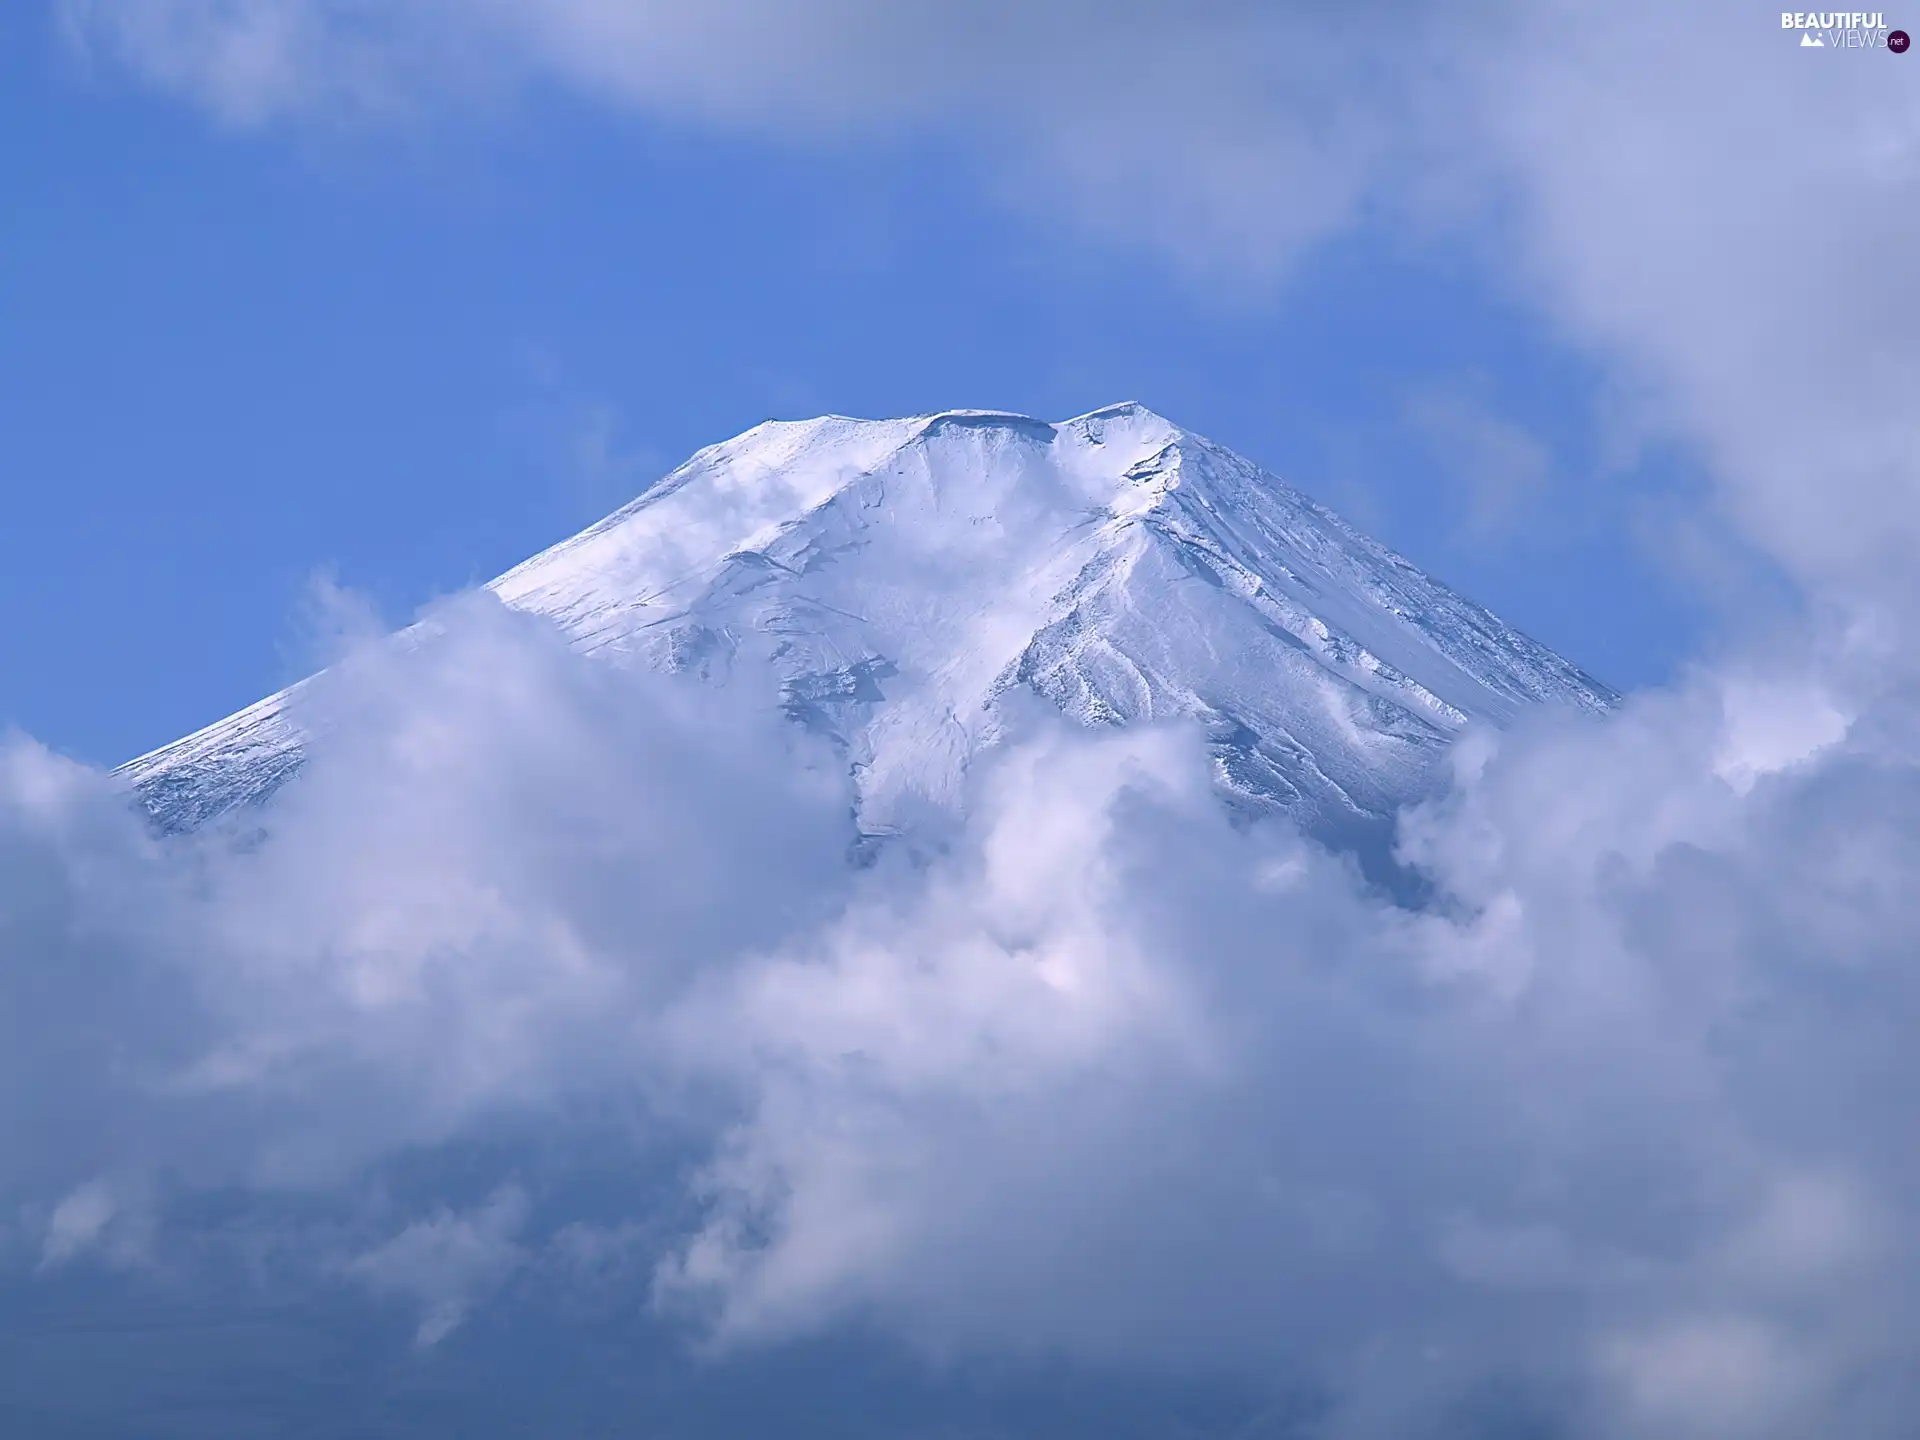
[1891,28,1912,51]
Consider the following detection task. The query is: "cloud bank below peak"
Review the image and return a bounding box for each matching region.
[3,590,1920,1434]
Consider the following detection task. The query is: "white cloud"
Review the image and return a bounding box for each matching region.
[1468,2,1920,605]
[1600,1315,1820,1439]
[345,1185,530,1345]
[1712,676,1850,795]
[0,595,1918,1430]
[39,1180,118,1268]
[61,0,1414,281]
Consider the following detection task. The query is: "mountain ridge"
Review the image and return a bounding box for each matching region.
[119,403,1614,854]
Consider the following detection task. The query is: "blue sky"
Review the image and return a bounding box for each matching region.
[0,4,1727,768]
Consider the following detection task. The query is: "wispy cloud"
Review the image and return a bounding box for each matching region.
[344,1185,530,1346]
[1404,376,1555,542]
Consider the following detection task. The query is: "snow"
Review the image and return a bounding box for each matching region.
[116,403,1615,850]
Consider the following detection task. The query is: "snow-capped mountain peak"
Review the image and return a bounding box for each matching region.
[119,404,1613,855]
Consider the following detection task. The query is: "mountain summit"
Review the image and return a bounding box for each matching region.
[121,404,1612,855]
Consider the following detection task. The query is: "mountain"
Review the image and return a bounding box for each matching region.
[118,404,1613,866]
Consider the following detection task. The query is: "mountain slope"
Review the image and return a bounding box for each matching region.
[119,404,1613,850]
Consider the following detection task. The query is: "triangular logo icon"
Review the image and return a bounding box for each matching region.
[1800,30,1825,44]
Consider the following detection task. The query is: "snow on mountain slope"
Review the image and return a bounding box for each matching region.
[117,403,1614,851]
